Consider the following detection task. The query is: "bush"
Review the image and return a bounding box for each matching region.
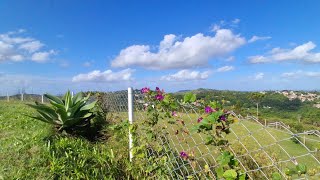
[27,91,98,138]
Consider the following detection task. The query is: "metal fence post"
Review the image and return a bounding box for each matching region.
[128,87,134,162]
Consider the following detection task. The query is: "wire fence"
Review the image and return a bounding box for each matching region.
[1,88,320,179]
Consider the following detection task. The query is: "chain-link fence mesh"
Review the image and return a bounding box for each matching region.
[1,89,319,179]
[129,90,320,179]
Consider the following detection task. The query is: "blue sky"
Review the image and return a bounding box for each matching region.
[1,0,320,94]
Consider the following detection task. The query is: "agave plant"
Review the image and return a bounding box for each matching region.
[28,91,97,131]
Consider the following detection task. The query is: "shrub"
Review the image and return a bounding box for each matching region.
[27,91,97,136]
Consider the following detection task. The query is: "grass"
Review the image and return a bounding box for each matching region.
[1,101,319,179]
[0,101,128,179]
[0,101,51,179]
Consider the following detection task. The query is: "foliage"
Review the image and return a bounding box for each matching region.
[2,88,320,179]
[215,151,246,180]
[27,91,97,134]
[129,87,183,178]
[174,89,320,131]
[174,91,246,179]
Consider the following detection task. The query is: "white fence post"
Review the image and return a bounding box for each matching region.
[41,94,44,103]
[128,87,134,162]
[21,93,24,101]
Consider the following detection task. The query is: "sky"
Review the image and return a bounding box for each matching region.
[0,0,320,94]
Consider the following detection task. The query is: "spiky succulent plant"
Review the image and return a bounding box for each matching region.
[28,91,97,131]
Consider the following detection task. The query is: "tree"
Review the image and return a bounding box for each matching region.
[249,92,265,119]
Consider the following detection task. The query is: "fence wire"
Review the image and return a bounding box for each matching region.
[1,90,319,179]
[129,91,320,180]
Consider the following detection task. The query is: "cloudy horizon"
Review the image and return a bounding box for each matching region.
[1,1,320,94]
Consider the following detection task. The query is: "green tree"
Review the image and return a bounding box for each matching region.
[249,92,265,119]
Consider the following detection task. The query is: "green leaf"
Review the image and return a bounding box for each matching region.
[44,93,63,105]
[80,100,97,111]
[49,101,66,111]
[207,111,223,123]
[170,102,178,110]
[296,164,307,174]
[217,151,232,166]
[64,91,72,110]
[271,172,282,180]
[215,166,224,178]
[69,100,86,117]
[190,93,196,102]
[198,118,212,130]
[183,92,196,103]
[205,136,214,145]
[25,115,54,124]
[72,92,83,104]
[238,173,247,180]
[210,101,218,109]
[223,169,237,180]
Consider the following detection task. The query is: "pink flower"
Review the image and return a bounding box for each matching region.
[172,111,178,117]
[155,94,164,101]
[141,87,150,94]
[180,151,188,159]
[205,106,213,113]
[220,115,226,121]
[197,117,203,123]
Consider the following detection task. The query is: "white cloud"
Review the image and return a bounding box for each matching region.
[0,30,55,63]
[249,41,320,64]
[19,40,44,53]
[83,61,93,67]
[217,66,234,72]
[281,70,320,78]
[9,54,24,62]
[160,69,210,81]
[248,36,272,43]
[111,29,246,70]
[226,56,235,62]
[248,55,271,64]
[212,24,220,32]
[254,72,264,80]
[0,34,32,44]
[31,50,56,63]
[216,65,235,72]
[232,18,240,24]
[72,68,135,82]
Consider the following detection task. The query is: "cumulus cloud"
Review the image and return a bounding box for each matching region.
[254,72,264,80]
[248,36,272,43]
[281,70,320,78]
[0,29,56,63]
[249,41,320,64]
[248,55,271,64]
[72,68,135,82]
[19,40,44,53]
[111,29,246,70]
[31,50,56,63]
[216,66,235,72]
[160,69,210,81]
